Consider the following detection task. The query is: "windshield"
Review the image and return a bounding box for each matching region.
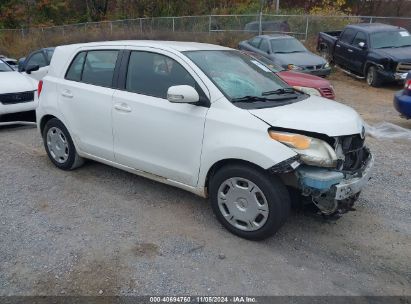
[0,59,13,72]
[270,38,307,53]
[184,50,291,100]
[370,30,411,49]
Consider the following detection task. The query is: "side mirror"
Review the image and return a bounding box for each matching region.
[167,85,199,103]
[358,42,366,49]
[25,64,40,74]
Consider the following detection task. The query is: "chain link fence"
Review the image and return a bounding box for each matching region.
[1,14,411,54]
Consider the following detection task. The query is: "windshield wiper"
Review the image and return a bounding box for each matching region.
[262,88,295,96]
[231,96,271,103]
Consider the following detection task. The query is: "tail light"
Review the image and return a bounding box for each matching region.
[37,80,43,98]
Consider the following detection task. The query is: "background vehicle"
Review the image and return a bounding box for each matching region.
[318,23,411,87]
[0,59,37,121]
[37,41,372,240]
[239,34,331,77]
[244,20,290,33]
[0,55,18,70]
[394,72,411,119]
[18,47,55,81]
[243,51,335,99]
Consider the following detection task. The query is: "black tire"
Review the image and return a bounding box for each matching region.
[366,66,383,87]
[209,163,291,241]
[42,118,84,170]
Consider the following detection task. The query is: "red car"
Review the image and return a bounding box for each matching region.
[243,51,335,99]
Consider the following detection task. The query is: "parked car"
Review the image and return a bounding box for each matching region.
[244,20,290,33]
[242,51,335,99]
[238,34,331,77]
[0,59,37,119]
[18,47,55,81]
[318,23,411,87]
[0,55,18,70]
[37,41,373,240]
[394,72,411,119]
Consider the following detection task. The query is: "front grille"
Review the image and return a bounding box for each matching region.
[396,62,411,73]
[319,87,335,99]
[305,64,324,71]
[0,91,34,105]
[338,134,368,171]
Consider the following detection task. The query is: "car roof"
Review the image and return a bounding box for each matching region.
[58,40,231,52]
[346,23,405,33]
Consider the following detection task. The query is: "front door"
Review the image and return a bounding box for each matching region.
[112,49,209,186]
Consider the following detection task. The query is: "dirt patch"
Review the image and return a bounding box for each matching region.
[132,243,159,258]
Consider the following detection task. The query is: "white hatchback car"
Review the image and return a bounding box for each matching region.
[36,41,373,240]
[0,59,37,118]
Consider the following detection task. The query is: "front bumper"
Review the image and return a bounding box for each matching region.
[334,153,374,200]
[0,99,38,116]
[296,150,374,214]
[394,90,411,119]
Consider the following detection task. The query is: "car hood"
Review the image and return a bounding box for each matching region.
[248,96,363,137]
[373,46,411,62]
[277,70,331,88]
[272,52,326,67]
[0,71,36,94]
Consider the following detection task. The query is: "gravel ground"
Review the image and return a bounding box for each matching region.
[0,72,410,296]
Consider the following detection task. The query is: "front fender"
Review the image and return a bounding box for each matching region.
[197,100,297,188]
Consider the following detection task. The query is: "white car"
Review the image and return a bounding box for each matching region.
[36,41,373,240]
[0,59,38,117]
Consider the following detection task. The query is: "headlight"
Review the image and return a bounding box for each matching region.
[268,131,338,167]
[293,86,322,96]
[324,62,330,68]
[287,64,303,71]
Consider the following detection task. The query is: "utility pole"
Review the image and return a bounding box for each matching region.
[258,0,264,35]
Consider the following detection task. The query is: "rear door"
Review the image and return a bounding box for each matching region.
[334,28,356,68]
[57,47,122,161]
[111,48,209,186]
[348,31,368,74]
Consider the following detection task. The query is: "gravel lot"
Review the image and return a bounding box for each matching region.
[0,71,410,296]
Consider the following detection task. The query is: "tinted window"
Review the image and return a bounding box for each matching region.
[352,32,367,46]
[126,51,196,99]
[259,39,270,52]
[46,49,54,62]
[340,29,356,44]
[65,52,86,81]
[27,52,47,68]
[82,50,119,87]
[370,30,411,49]
[249,37,262,48]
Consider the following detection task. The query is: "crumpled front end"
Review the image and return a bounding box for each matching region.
[272,132,374,215]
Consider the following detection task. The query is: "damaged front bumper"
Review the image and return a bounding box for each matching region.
[295,151,374,214]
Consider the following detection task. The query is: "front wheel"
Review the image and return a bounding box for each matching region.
[209,164,291,240]
[366,66,383,87]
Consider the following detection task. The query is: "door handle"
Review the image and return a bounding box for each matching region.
[347,49,353,53]
[61,90,73,98]
[114,103,132,113]
[336,44,341,48]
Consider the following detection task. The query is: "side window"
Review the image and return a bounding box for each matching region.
[82,50,119,87]
[259,39,270,52]
[65,52,86,82]
[352,32,367,47]
[126,51,196,99]
[26,52,47,68]
[46,49,55,62]
[249,37,262,48]
[340,29,356,44]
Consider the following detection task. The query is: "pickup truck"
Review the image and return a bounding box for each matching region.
[317,23,411,87]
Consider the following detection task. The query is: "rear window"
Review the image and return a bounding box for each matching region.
[65,50,119,87]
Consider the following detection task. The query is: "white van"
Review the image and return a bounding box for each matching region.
[36,41,373,240]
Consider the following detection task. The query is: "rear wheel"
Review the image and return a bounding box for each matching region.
[320,46,332,63]
[209,164,291,240]
[366,66,383,87]
[42,118,84,170]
